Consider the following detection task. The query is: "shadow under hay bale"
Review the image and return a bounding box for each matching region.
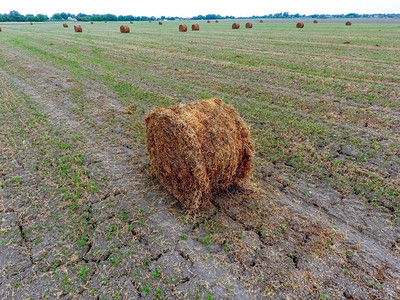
[245,22,253,29]
[145,98,254,210]
[346,21,352,26]
[191,24,200,31]
[296,22,304,28]
[232,23,240,29]
[120,25,130,33]
[179,24,187,32]
[63,23,68,28]
[74,25,82,32]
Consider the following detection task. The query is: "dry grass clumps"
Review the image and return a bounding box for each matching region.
[296,22,304,28]
[120,25,130,33]
[313,20,318,23]
[74,25,82,32]
[346,21,352,26]
[179,24,188,32]
[159,21,163,25]
[63,23,68,28]
[145,98,254,209]
[245,22,253,29]
[232,23,240,29]
[191,24,200,31]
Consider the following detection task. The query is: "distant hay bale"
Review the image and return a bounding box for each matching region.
[120,25,130,33]
[90,21,93,24]
[105,21,108,23]
[63,23,68,28]
[159,21,163,25]
[0,27,2,32]
[149,20,152,23]
[215,20,219,23]
[345,21,352,26]
[313,20,318,23]
[191,24,200,31]
[179,24,187,32]
[232,23,240,29]
[296,22,304,28]
[207,20,211,23]
[145,98,254,209]
[130,21,133,24]
[245,22,253,29]
[30,22,33,25]
[74,25,82,32]
[260,20,264,23]
[343,41,350,44]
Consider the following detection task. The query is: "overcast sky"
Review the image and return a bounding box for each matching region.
[1,0,399,17]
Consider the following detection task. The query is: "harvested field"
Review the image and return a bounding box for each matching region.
[0,20,399,299]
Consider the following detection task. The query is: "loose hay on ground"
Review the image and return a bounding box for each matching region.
[145,98,254,210]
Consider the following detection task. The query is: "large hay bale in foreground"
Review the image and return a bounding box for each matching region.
[296,22,304,28]
[63,23,68,28]
[74,25,82,32]
[232,23,240,29]
[120,25,130,33]
[145,98,254,209]
[346,21,352,26]
[191,24,200,31]
[179,24,187,32]
[245,22,253,29]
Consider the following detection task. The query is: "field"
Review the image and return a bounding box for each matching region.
[0,20,399,299]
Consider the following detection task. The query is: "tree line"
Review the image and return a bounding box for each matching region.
[0,10,399,22]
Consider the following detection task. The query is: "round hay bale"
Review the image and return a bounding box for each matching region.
[215,20,219,23]
[159,21,163,25]
[191,24,200,31]
[90,21,93,24]
[130,21,133,24]
[74,25,82,33]
[145,98,254,209]
[149,20,152,23]
[245,22,253,29]
[0,27,2,32]
[345,21,352,26]
[260,20,264,23]
[313,20,318,23]
[30,22,33,25]
[105,21,108,23]
[120,25,130,33]
[207,20,211,23]
[179,24,187,32]
[232,23,240,29]
[63,23,68,28]
[296,22,304,28]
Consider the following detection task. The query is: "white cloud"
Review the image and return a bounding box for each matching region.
[1,0,399,17]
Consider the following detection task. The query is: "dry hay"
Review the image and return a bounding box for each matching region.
[0,27,2,32]
[232,23,240,29]
[343,41,351,44]
[74,25,82,33]
[215,20,219,23]
[30,22,33,25]
[179,24,188,32]
[313,20,318,23]
[159,21,163,25]
[296,22,304,28]
[145,98,254,210]
[90,21,93,24]
[245,22,253,29]
[259,20,264,23]
[149,20,152,23]
[130,21,133,24]
[207,20,211,23]
[120,25,130,33]
[346,21,352,26]
[63,23,68,28]
[191,24,200,31]
[105,21,108,23]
